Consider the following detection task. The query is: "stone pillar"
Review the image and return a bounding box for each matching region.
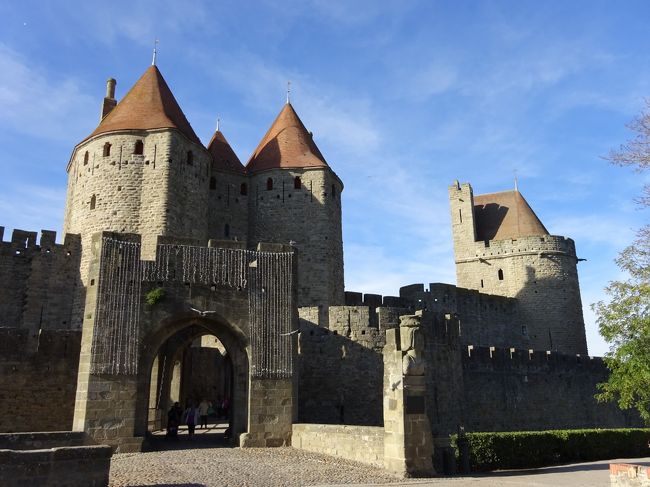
[383,313,435,477]
[72,233,143,452]
[240,378,293,447]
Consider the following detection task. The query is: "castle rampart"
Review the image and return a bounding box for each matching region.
[297,303,638,437]
[0,228,81,333]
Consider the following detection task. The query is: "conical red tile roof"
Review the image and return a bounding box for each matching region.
[207,130,246,175]
[473,190,549,241]
[246,103,328,173]
[86,66,201,144]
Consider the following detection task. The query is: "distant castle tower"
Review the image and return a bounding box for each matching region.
[246,103,345,313]
[448,181,588,354]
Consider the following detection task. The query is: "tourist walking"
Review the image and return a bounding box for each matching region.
[183,402,200,438]
[198,398,210,429]
[222,396,230,419]
[166,402,182,439]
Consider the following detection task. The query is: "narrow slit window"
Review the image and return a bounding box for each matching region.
[83,151,89,165]
[90,194,96,210]
[209,177,216,190]
[187,151,193,165]
[103,143,111,157]
[266,178,273,190]
[459,208,462,223]
[498,269,504,280]
[240,183,248,195]
[134,140,144,155]
[294,176,301,189]
[224,224,230,237]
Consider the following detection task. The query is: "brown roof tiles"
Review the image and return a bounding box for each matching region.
[473,190,549,241]
[86,65,201,145]
[207,130,246,175]
[246,103,328,173]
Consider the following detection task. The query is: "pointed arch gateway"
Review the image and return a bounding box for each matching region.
[72,233,298,451]
[141,314,250,443]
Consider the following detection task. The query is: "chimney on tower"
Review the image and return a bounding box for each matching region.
[100,78,117,121]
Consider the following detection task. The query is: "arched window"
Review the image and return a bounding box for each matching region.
[294,176,301,189]
[498,269,504,280]
[83,151,89,165]
[266,178,273,190]
[209,177,216,190]
[224,224,230,238]
[133,140,144,155]
[103,143,111,157]
[90,194,96,210]
[240,182,248,196]
[187,151,193,165]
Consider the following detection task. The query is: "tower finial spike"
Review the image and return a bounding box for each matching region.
[152,39,159,66]
[286,80,291,104]
[514,169,519,191]
[216,117,220,132]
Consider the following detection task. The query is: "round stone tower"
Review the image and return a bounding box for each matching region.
[246,102,344,313]
[206,126,248,242]
[63,65,211,326]
[448,181,588,355]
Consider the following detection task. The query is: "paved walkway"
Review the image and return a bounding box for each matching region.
[316,457,650,487]
[109,441,650,487]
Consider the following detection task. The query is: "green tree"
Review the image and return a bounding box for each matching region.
[594,231,650,421]
[594,102,650,421]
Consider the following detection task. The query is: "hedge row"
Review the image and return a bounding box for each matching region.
[451,428,650,471]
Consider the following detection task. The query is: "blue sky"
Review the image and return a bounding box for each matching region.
[1,1,648,356]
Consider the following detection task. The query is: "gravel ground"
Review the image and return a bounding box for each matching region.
[109,446,404,487]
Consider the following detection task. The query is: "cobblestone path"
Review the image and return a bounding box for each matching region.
[109,446,404,487]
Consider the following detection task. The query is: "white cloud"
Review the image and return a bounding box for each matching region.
[0,44,95,141]
[197,50,382,156]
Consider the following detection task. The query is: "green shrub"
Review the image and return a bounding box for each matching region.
[145,287,165,306]
[451,428,650,471]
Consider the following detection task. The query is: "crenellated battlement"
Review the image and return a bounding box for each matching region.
[460,234,577,262]
[0,227,81,253]
[0,226,82,333]
[464,344,604,370]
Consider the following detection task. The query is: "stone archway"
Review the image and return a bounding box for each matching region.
[138,316,250,442]
[72,233,298,452]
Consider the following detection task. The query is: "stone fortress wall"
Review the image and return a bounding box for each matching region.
[449,182,588,354]
[0,226,638,439]
[297,289,638,436]
[0,228,82,432]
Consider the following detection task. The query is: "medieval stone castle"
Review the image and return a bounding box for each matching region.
[0,63,639,470]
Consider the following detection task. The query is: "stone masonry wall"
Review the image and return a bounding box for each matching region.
[208,169,248,243]
[0,228,80,333]
[0,228,81,433]
[292,424,384,467]
[0,328,81,433]
[460,345,640,433]
[297,304,640,438]
[298,306,406,426]
[448,182,588,354]
[63,129,210,328]
[249,167,344,314]
[399,283,524,350]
